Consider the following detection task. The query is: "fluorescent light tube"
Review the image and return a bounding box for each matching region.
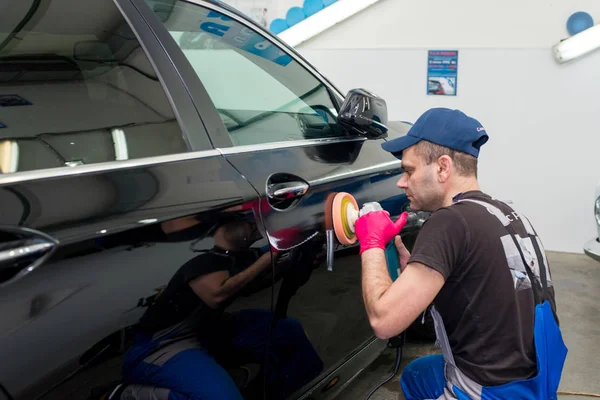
[111,128,129,161]
[552,23,600,63]
[0,140,19,173]
[278,0,382,48]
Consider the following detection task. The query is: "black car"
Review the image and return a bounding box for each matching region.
[0,1,427,399]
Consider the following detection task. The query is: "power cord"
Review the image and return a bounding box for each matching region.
[557,391,600,398]
[364,333,406,400]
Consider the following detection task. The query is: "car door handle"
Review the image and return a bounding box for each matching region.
[0,227,58,287]
[0,239,54,264]
[267,182,309,201]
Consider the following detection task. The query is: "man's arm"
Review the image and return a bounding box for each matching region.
[189,251,278,309]
[361,248,444,339]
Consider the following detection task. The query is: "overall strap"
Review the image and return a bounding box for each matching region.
[455,198,549,305]
[531,233,550,303]
[503,223,548,305]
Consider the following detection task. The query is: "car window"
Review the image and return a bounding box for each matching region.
[144,0,347,146]
[0,0,195,175]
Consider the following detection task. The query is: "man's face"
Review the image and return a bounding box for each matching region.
[246,221,263,244]
[396,146,444,212]
[221,220,262,250]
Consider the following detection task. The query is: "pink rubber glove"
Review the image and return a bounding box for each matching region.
[355,211,408,254]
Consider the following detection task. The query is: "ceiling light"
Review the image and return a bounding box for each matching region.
[111,128,129,161]
[0,140,19,174]
[552,24,600,63]
[278,0,382,47]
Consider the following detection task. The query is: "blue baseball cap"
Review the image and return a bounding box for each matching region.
[382,108,489,159]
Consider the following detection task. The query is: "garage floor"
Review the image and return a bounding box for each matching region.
[337,251,600,400]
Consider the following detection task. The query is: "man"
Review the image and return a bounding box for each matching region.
[354,108,567,399]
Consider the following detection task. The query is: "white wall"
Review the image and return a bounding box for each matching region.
[296,0,600,254]
[224,0,303,27]
[300,0,600,49]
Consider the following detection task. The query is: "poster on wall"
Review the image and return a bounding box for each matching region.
[427,50,458,96]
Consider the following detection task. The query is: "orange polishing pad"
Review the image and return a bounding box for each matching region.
[331,192,359,245]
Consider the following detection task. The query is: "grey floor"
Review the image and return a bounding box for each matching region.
[337,251,600,400]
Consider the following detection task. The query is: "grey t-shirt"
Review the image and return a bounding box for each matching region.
[409,190,558,386]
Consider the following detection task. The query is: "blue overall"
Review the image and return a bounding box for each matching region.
[401,199,568,400]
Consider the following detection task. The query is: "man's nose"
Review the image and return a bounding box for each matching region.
[397,174,408,189]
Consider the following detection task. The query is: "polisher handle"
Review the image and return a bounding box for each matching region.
[358,202,384,216]
[385,241,400,281]
[326,230,335,272]
[355,211,408,254]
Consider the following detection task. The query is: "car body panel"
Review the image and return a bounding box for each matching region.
[0,156,268,400]
[584,183,600,262]
[0,1,269,398]
[130,4,415,396]
[584,238,600,262]
[0,0,420,399]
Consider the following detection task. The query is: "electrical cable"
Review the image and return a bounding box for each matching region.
[557,391,600,398]
[364,335,405,400]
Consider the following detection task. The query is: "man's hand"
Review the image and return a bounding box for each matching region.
[394,236,411,272]
[355,211,408,254]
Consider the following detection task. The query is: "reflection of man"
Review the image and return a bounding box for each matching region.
[106,217,323,400]
[134,218,269,334]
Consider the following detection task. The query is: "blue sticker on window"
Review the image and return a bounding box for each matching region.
[0,94,32,107]
[0,121,6,128]
[198,10,293,67]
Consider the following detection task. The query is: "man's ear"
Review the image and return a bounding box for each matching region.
[436,155,452,182]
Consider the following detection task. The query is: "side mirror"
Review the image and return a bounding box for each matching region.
[338,89,389,139]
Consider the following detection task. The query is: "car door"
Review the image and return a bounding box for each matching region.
[132,1,408,398]
[0,1,273,399]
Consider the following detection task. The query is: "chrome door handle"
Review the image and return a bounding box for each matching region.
[0,227,58,287]
[267,182,309,201]
[0,240,54,264]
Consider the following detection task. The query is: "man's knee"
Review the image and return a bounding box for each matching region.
[400,355,446,400]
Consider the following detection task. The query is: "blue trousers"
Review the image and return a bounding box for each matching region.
[401,355,447,400]
[400,353,562,400]
[122,310,323,400]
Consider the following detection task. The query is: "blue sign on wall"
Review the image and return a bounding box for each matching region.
[427,50,458,96]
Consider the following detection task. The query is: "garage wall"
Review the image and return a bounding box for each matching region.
[225,0,303,28]
[295,0,600,253]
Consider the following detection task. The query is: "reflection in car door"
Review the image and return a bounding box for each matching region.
[219,138,404,396]
[216,132,410,399]
[0,1,275,400]
[128,2,411,398]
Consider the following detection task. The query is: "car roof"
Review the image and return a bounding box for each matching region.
[1,0,261,52]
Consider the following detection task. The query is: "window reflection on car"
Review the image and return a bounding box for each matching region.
[153,1,346,146]
[0,13,187,174]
